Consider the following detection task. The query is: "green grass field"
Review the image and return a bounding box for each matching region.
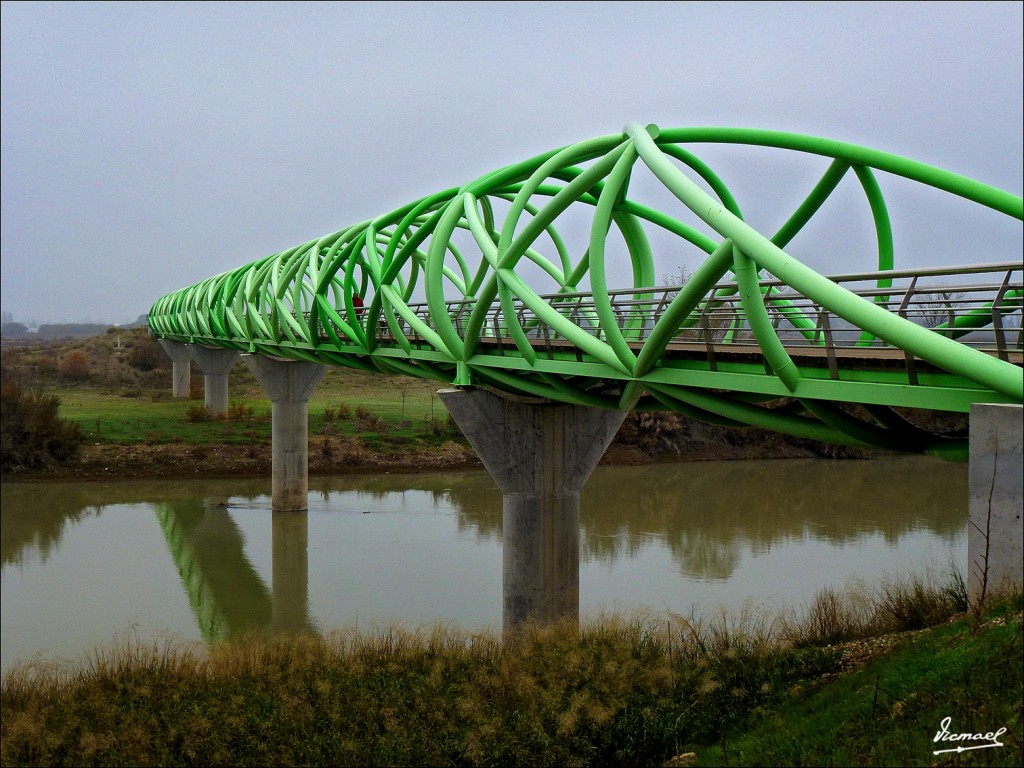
[52,368,454,446]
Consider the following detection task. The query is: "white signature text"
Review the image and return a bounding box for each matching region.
[932,716,1007,755]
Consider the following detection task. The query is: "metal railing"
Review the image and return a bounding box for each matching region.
[365,262,1022,371]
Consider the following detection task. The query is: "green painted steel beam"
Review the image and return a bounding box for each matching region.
[150,124,1022,455]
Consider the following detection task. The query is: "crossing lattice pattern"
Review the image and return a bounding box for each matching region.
[149,125,1023,457]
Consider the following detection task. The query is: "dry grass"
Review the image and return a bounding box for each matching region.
[779,567,969,648]
[0,573,1000,767]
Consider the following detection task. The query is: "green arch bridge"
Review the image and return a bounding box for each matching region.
[149,124,1023,460]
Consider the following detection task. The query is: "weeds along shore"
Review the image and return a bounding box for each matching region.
[2,574,1020,767]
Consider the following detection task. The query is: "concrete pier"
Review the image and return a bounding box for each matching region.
[244,356,327,511]
[438,387,627,633]
[968,403,1023,606]
[188,346,240,418]
[157,339,193,398]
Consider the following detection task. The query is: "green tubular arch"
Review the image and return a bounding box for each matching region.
[657,143,744,220]
[732,244,800,391]
[635,238,736,376]
[653,127,1023,219]
[462,140,630,359]
[588,144,643,371]
[626,122,1023,402]
[852,165,895,277]
[771,159,850,248]
[149,123,1022,454]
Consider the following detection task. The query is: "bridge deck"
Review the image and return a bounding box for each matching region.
[470,337,1024,368]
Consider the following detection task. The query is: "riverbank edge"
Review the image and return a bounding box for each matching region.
[1,594,1020,767]
[1,430,861,484]
[0,436,860,483]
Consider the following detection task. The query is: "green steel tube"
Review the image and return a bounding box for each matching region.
[732,243,800,391]
[771,159,850,248]
[634,238,735,376]
[627,123,1023,401]
[654,127,1023,219]
[150,123,1022,457]
[588,144,641,372]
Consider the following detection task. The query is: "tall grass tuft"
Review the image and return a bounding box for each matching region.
[875,569,967,631]
[781,567,971,647]
[2,575,1012,768]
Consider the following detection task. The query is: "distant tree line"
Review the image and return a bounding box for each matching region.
[1,315,148,340]
[3,323,112,340]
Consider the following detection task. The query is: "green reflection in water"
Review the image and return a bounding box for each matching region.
[2,479,317,644]
[156,499,317,642]
[312,455,966,582]
[155,499,273,642]
[1,455,966,651]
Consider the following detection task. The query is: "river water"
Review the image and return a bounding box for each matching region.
[1,456,966,674]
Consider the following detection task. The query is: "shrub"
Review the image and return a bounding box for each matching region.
[36,356,58,377]
[126,336,167,372]
[322,404,352,422]
[0,380,85,471]
[186,404,212,422]
[875,571,967,631]
[228,401,254,421]
[58,350,91,380]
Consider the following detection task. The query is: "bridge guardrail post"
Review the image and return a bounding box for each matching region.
[993,270,1013,362]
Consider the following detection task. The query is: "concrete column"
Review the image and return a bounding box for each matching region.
[188,346,240,418]
[157,339,192,398]
[244,355,327,511]
[968,403,1023,607]
[438,387,627,633]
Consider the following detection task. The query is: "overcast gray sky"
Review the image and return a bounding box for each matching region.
[1,1,1021,325]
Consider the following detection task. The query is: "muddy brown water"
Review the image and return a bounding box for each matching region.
[1,455,966,673]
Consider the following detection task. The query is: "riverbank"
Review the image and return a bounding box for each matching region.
[2,586,1020,767]
[2,381,880,484]
[5,329,943,483]
[1,425,869,483]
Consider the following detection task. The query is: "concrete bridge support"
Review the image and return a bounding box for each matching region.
[244,356,327,511]
[968,403,1023,607]
[188,346,240,418]
[157,339,192,398]
[438,387,627,633]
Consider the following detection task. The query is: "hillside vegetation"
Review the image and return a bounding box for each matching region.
[0,328,968,480]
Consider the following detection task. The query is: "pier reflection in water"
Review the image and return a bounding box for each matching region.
[154,500,316,641]
[1,456,966,672]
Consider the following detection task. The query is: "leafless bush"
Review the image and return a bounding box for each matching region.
[186,404,211,423]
